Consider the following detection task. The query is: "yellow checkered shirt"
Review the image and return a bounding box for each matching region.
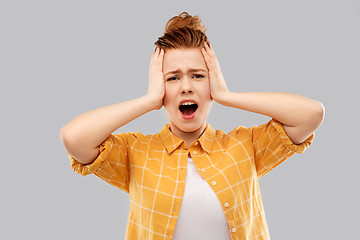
[68,118,314,239]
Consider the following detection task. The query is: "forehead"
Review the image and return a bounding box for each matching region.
[163,48,207,72]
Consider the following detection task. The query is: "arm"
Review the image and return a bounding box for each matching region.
[201,43,325,144]
[60,48,165,164]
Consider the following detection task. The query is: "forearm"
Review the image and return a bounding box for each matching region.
[216,91,324,127]
[201,43,324,144]
[60,94,158,163]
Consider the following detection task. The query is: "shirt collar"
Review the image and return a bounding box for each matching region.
[159,123,216,154]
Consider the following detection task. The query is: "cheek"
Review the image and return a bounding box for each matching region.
[199,80,211,97]
[163,85,177,107]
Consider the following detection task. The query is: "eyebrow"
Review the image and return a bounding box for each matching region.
[164,68,207,77]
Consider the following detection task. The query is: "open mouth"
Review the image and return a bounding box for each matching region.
[179,101,198,119]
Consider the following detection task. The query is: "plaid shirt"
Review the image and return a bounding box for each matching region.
[68,118,314,239]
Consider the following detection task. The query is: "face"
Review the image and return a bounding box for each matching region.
[163,47,213,137]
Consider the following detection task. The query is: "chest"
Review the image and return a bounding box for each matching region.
[128,144,257,204]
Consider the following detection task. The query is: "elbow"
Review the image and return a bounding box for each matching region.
[59,125,72,147]
[59,125,81,155]
[59,124,83,147]
[59,126,75,154]
[310,101,325,129]
[59,126,66,141]
[59,126,98,165]
[315,101,325,123]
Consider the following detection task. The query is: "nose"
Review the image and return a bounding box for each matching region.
[180,77,193,94]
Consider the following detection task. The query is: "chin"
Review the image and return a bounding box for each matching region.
[173,119,205,133]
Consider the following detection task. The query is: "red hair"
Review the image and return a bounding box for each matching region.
[154,12,210,50]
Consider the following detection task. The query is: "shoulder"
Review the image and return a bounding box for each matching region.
[112,130,161,145]
[208,124,253,150]
[213,125,253,140]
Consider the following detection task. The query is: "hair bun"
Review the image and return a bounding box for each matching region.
[164,12,207,34]
[155,11,209,50]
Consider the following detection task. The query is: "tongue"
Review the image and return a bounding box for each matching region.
[181,105,197,115]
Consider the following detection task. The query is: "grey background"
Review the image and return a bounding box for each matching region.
[1,0,359,239]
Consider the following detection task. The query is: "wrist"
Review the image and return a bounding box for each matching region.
[145,93,163,110]
[212,89,230,105]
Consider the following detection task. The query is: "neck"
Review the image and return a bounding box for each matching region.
[169,123,207,149]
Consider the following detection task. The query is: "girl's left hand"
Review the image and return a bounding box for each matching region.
[201,42,229,102]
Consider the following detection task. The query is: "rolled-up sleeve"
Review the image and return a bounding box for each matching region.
[250,118,315,178]
[67,133,135,193]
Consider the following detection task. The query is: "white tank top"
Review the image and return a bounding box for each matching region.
[172,157,231,240]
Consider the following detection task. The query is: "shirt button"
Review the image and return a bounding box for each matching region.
[212,181,216,185]
[224,203,229,207]
[193,151,197,155]
[231,228,236,232]
[201,168,205,172]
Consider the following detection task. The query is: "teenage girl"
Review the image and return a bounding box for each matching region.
[60,12,324,240]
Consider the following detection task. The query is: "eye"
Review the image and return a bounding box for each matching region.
[166,76,178,81]
[193,74,204,79]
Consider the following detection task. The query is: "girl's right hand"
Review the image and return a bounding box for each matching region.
[147,47,165,110]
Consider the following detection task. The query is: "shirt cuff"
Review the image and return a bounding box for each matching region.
[68,136,113,176]
[270,118,315,154]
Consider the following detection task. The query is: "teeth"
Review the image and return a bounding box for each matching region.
[181,102,196,106]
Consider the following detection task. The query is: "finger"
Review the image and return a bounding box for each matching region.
[208,42,214,52]
[158,48,164,66]
[201,47,212,70]
[203,42,212,60]
[201,47,210,63]
[204,42,216,59]
[151,47,160,66]
[154,48,163,65]
[154,46,159,57]
[155,49,164,73]
[156,48,163,60]
[151,47,158,61]
[155,47,162,62]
